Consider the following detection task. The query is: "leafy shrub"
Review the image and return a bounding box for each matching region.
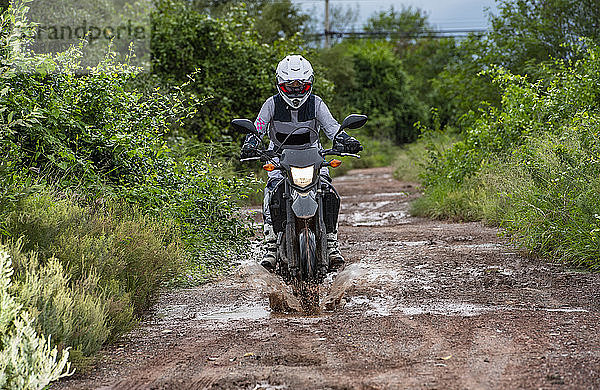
[485,117,600,269]
[7,241,109,362]
[393,130,458,183]
[417,43,600,269]
[1,0,250,268]
[151,1,301,142]
[5,191,183,318]
[0,0,256,371]
[1,190,185,366]
[315,40,427,144]
[0,246,72,389]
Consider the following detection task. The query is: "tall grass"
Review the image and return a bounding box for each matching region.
[2,191,184,368]
[393,131,458,183]
[0,246,73,388]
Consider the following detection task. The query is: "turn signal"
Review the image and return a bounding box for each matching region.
[329,159,342,168]
[263,163,276,172]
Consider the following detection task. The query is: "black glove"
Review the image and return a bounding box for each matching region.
[333,132,363,154]
[240,134,261,159]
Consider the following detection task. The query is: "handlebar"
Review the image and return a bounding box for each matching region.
[320,149,361,159]
[240,148,361,163]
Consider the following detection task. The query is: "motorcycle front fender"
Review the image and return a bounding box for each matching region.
[291,191,318,218]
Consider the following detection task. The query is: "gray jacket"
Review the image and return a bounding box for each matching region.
[254,94,340,151]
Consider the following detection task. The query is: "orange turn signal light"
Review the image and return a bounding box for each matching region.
[329,159,342,168]
[263,163,276,172]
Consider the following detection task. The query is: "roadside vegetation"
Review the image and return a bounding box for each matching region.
[2,0,599,386]
[392,0,600,270]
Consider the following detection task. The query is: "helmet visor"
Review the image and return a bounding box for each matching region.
[278,80,312,98]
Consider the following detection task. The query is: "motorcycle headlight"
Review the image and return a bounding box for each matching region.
[290,165,314,188]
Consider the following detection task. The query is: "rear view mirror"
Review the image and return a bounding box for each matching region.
[231,119,259,137]
[341,114,368,130]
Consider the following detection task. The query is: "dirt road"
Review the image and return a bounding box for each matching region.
[57,167,600,389]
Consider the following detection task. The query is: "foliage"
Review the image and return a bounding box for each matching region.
[315,40,427,144]
[1,0,254,369]
[254,0,310,43]
[189,0,309,43]
[0,247,72,389]
[11,248,109,359]
[400,38,458,104]
[151,1,302,142]
[364,5,430,37]
[417,42,600,269]
[428,0,600,127]
[487,0,600,72]
[0,2,189,193]
[2,191,184,367]
[5,192,183,318]
[393,129,458,183]
[1,0,249,264]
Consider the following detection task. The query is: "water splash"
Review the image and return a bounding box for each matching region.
[321,263,368,311]
[239,262,302,313]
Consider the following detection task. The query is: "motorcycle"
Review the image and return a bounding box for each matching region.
[232,114,367,309]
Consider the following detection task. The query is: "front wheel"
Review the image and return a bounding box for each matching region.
[299,227,317,280]
[297,227,319,312]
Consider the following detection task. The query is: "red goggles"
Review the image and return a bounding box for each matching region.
[279,80,312,95]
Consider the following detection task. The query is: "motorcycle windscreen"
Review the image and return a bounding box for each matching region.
[291,192,318,218]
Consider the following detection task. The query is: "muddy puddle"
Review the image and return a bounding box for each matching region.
[339,200,411,227]
[195,303,270,321]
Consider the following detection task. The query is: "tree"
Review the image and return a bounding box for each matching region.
[364,5,430,45]
[315,40,427,144]
[254,0,309,43]
[151,1,302,141]
[188,0,309,43]
[429,0,600,127]
[487,0,600,72]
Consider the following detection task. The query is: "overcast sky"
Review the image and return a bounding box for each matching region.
[295,0,499,30]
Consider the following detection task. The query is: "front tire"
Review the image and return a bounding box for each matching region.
[298,227,319,312]
[299,227,317,280]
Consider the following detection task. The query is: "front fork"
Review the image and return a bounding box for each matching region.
[316,183,328,279]
[284,179,328,281]
[285,180,299,279]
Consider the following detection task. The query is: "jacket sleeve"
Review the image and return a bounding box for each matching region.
[254,97,274,138]
[315,96,340,140]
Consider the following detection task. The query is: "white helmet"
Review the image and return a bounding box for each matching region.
[276,55,314,108]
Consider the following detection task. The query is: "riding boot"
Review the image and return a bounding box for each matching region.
[327,231,345,271]
[261,223,277,272]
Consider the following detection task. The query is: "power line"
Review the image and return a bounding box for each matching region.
[309,28,487,40]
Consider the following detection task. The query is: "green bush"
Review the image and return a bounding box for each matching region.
[417,43,600,269]
[151,1,303,142]
[0,246,72,389]
[1,191,185,366]
[393,128,458,183]
[1,1,251,267]
[485,118,600,269]
[315,40,427,144]
[0,0,257,371]
[5,191,183,317]
[8,242,109,361]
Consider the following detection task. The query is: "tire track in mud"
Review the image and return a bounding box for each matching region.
[56,167,600,390]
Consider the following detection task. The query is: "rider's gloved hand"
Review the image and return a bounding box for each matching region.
[333,132,363,154]
[240,134,261,159]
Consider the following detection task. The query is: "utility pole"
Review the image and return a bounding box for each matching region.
[324,0,330,48]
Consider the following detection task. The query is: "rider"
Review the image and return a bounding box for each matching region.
[240,54,363,272]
